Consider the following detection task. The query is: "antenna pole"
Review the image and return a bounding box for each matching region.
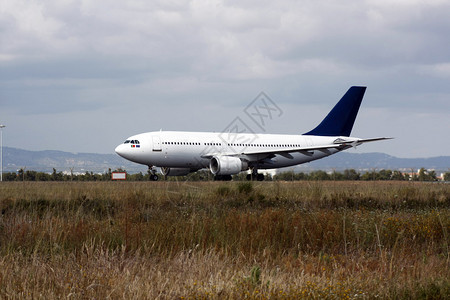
[0,125,5,182]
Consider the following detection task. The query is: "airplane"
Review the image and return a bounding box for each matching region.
[115,86,391,181]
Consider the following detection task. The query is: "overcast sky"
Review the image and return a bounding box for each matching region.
[1,0,449,158]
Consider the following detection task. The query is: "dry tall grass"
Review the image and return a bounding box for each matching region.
[0,181,449,299]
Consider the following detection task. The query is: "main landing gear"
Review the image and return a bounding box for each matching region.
[148,166,159,181]
[213,175,233,181]
[246,168,265,181]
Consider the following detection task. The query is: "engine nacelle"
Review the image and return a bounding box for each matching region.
[160,167,192,176]
[210,156,248,175]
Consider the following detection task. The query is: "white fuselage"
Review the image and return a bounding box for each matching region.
[115,131,345,171]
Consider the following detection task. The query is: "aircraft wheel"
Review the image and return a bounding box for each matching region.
[257,173,264,181]
[214,175,232,181]
[223,175,232,181]
[151,174,159,181]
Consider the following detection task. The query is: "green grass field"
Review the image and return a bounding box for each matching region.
[0,181,449,299]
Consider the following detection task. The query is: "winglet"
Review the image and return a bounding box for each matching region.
[304,86,366,137]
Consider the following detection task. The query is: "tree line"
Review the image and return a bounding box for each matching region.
[2,167,448,182]
[271,168,447,181]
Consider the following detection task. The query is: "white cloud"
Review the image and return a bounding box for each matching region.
[419,63,450,78]
[1,0,449,157]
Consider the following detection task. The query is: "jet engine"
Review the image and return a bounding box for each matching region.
[210,156,248,175]
[160,167,192,176]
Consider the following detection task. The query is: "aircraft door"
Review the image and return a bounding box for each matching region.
[152,136,162,151]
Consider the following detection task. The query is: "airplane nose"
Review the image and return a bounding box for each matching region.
[115,144,125,157]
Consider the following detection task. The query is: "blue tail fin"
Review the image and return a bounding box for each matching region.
[304,86,366,137]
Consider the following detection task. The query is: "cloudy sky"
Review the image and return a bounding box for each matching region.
[1,0,449,158]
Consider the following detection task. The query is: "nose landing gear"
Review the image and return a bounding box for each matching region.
[148,166,159,181]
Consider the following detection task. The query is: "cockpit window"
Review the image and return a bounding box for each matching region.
[124,139,139,144]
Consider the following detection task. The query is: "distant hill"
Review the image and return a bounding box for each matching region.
[298,152,450,173]
[3,147,146,174]
[2,147,449,174]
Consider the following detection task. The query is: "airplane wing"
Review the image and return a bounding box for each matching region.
[201,137,393,161]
